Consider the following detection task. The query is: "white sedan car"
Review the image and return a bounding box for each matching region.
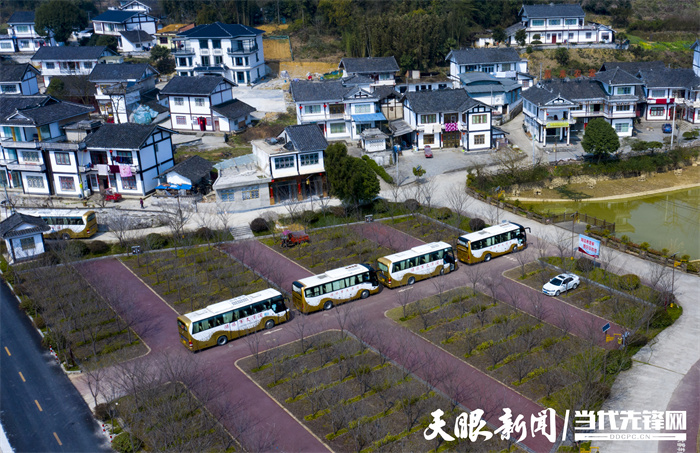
[542,273,580,296]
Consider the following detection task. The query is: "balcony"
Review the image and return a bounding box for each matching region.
[7,162,46,172]
[43,141,85,151]
[200,49,210,56]
[0,139,40,149]
[212,48,223,56]
[173,47,195,56]
[227,44,258,54]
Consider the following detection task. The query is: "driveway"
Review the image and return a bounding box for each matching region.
[231,85,288,114]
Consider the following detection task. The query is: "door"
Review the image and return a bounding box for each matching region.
[552,34,557,44]
[443,131,460,148]
[214,119,220,131]
[199,117,206,131]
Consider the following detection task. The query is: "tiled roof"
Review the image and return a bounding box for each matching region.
[119,30,154,44]
[290,80,351,102]
[404,88,481,114]
[31,46,114,61]
[211,98,255,120]
[284,124,328,152]
[92,10,143,23]
[85,123,167,149]
[156,23,193,34]
[446,47,521,65]
[521,84,568,105]
[373,85,402,101]
[598,61,665,74]
[89,63,156,82]
[178,22,263,38]
[8,11,35,24]
[594,67,644,86]
[639,68,700,89]
[49,75,97,97]
[0,63,38,82]
[0,213,50,239]
[156,155,213,182]
[0,95,93,126]
[505,23,525,36]
[160,76,232,96]
[341,74,374,86]
[521,4,585,18]
[340,56,399,74]
[537,79,606,101]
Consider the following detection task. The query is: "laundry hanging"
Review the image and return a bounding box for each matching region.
[119,164,132,177]
[97,164,109,176]
[109,165,120,174]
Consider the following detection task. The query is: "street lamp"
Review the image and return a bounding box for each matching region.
[668,252,678,310]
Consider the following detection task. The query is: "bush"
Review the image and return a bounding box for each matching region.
[619,274,640,290]
[65,241,89,257]
[626,333,649,348]
[650,308,674,329]
[330,205,347,217]
[361,155,394,184]
[249,217,269,233]
[373,198,389,213]
[145,233,167,250]
[403,199,420,212]
[531,40,542,45]
[526,45,534,53]
[300,210,320,225]
[87,240,111,255]
[112,432,143,453]
[639,242,650,251]
[620,235,630,244]
[575,257,594,272]
[469,218,485,232]
[94,403,111,421]
[435,207,452,220]
[195,227,214,241]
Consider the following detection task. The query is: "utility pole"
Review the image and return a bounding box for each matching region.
[670,102,676,149]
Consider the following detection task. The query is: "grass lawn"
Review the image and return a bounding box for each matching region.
[384,215,464,245]
[626,34,695,52]
[175,144,252,164]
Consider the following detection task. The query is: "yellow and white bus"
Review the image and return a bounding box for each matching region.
[177,289,290,351]
[292,263,380,314]
[376,242,456,288]
[456,221,530,264]
[17,209,98,239]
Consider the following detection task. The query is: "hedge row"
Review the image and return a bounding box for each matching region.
[362,155,394,184]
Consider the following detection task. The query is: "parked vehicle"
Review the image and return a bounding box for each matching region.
[292,264,380,313]
[456,221,529,265]
[280,230,310,248]
[542,273,580,296]
[376,242,455,288]
[662,123,672,134]
[103,188,122,202]
[424,145,433,158]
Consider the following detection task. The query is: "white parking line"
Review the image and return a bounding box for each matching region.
[397,287,415,293]
[263,328,283,335]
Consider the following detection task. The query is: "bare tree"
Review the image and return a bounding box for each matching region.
[159,197,194,241]
[105,210,136,247]
[464,262,485,296]
[290,310,310,354]
[445,184,472,230]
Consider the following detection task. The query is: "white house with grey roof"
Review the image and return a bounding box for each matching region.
[91,9,157,44]
[0,63,40,95]
[458,72,522,116]
[638,68,700,124]
[0,213,51,263]
[505,3,615,46]
[31,46,120,87]
[402,88,493,151]
[339,57,400,86]
[89,63,159,124]
[446,48,532,90]
[1,11,56,54]
[173,22,265,84]
[160,75,254,132]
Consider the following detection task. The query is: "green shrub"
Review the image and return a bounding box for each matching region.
[639,242,650,251]
[250,217,269,233]
[145,233,167,250]
[33,315,46,330]
[65,241,90,257]
[619,274,640,290]
[300,210,320,224]
[361,155,394,184]
[526,45,534,53]
[650,308,674,328]
[605,350,632,374]
[94,403,111,421]
[373,198,389,213]
[680,254,690,262]
[435,207,452,220]
[112,432,143,453]
[531,40,543,45]
[682,130,699,140]
[195,227,214,240]
[330,206,347,217]
[620,235,630,244]
[626,333,649,348]
[469,218,485,232]
[403,199,420,211]
[87,240,110,255]
[576,257,594,272]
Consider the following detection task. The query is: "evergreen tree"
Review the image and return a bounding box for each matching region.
[581,119,620,161]
[35,0,87,44]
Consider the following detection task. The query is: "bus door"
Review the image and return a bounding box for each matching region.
[369,268,379,286]
[444,248,456,271]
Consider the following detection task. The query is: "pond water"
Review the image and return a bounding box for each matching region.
[529,187,700,259]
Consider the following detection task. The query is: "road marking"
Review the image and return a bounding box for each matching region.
[397,287,414,293]
[263,328,282,335]
[35,400,43,412]
[18,372,25,382]
[53,432,62,446]
[4,346,10,356]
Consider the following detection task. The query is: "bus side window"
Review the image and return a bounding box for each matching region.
[192,321,201,333]
[392,263,400,272]
[253,302,265,314]
[214,314,224,326]
[332,280,342,291]
[223,311,234,323]
[324,283,333,294]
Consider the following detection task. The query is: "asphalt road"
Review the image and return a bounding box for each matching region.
[0,280,108,453]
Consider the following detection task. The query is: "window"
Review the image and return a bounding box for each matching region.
[650,89,665,98]
[481,65,494,73]
[16,25,30,33]
[241,187,259,200]
[568,33,574,40]
[532,19,545,26]
[26,176,44,188]
[423,134,434,145]
[176,116,186,125]
[177,57,189,66]
[420,114,436,124]
[300,153,319,166]
[614,123,629,133]
[200,56,210,66]
[354,104,372,114]
[20,237,35,251]
[474,134,485,145]
[601,33,609,41]
[501,63,512,71]
[1,84,18,93]
[565,19,577,25]
[122,176,137,189]
[45,62,55,70]
[219,189,234,201]
[214,55,222,65]
[199,39,208,49]
[274,156,295,169]
[472,114,487,124]
[329,104,344,115]
[0,42,12,49]
[59,176,75,191]
[159,37,168,44]
[211,39,221,49]
[649,106,665,117]
[90,151,108,165]
[303,105,321,114]
[55,152,70,165]
[330,123,345,134]
[22,151,40,162]
[615,105,631,112]
[173,97,184,106]
[235,57,244,66]
[116,151,133,164]
[548,19,561,25]
[83,62,93,69]
[194,98,205,107]
[585,32,592,39]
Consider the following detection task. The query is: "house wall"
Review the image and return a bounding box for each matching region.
[215,180,271,210]
[21,171,50,195]
[7,234,45,262]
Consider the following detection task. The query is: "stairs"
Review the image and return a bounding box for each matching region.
[230,224,253,240]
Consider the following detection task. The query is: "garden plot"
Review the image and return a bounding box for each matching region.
[387,288,594,407]
[260,226,394,273]
[121,246,269,314]
[14,265,146,366]
[384,216,461,245]
[238,330,512,452]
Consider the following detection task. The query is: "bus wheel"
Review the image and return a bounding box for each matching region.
[512,245,519,253]
[439,268,445,275]
[484,254,492,262]
[360,290,369,299]
[265,320,275,330]
[323,301,333,310]
[407,276,416,285]
[217,335,228,346]
[62,233,71,240]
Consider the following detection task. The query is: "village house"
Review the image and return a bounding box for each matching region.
[638,68,700,124]
[173,22,265,84]
[91,9,158,50]
[89,63,159,124]
[446,47,532,89]
[458,72,522,116]
[402,88,493,151]
[396,71,452,94]
[214,124,328,209]
[31,46,121,87]
[155,23,195,49]
[338,56,400,87]
[505,3,615,46]
[0,11,56,54]
[155,155,214,195]
[0,63,41,95]
[0,95,94,197]
[0,213,50,264]
[160,75,254,132]
[111,0,151,14]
